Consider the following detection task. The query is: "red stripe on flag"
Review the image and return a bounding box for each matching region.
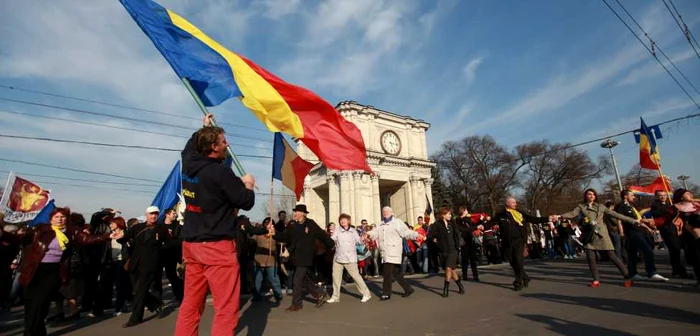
[238,55,371,172]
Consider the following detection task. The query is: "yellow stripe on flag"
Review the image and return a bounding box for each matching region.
[166,10,304,138]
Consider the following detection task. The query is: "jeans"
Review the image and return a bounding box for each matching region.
[371,249,381,276]
[416,244,429,274]
[401,255,414,274]
[253,266,282,301]
[626,230,657,277]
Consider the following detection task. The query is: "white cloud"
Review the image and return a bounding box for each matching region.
[463,57,483,86]
[0,0,275,219]
[255,0,301,19]
[617,49,696,86]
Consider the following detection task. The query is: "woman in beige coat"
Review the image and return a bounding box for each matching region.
[556,188,642,288]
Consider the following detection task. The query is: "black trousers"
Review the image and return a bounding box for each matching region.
[114,260,133,313]
[82,264,113,315]
[659,226,687,276]
[460,244,479,279]
[161,255,184,301]
[24,263,60,336]
[381,263,412,296]
[483,240,501,264]
[505,239,529,287]
[128,270,161,323]
[291,266,326,307]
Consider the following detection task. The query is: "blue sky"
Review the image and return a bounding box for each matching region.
[0,0,698,220]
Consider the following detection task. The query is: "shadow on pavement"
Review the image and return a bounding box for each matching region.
[522,293,700,325]
[516,314,637,335]
[236,299,274,336]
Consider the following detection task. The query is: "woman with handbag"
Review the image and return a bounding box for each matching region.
[428,207,464,297]
[326,214,371,303]
[672,188,700,287]
[556,188,643,288]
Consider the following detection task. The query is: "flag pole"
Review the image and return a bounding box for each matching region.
[181,77,246,176]
[0,171,12,209]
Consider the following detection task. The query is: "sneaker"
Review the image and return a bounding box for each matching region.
[623,280,633,287]
[326,297,339,303]
[630,274,645,281]
[361,296,371,303]
[649,274,669,282]
[589,281,600,288]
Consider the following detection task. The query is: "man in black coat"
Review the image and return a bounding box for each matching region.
[273,204,334,312]
[650,190,689,278]
[83,208,116,317]
[455,207,479,282]
[495,197,551,291]
[160,208,184,302]
[116,206,169,327]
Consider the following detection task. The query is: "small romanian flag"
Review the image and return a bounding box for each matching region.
[638,117,660,170]
[272,133,314,201]
[120,0,372,172]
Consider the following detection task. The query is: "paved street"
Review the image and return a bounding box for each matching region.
[1,252,699,336]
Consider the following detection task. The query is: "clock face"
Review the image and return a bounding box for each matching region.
[380,131,401,155]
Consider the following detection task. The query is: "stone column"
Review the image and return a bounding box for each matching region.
[327,173,340,224]
[410,175,424,224]
[423,178,434,224]
[406,177,415,223]
[352,171,364,224]
[339,171,352,216]
[371,173,381,224]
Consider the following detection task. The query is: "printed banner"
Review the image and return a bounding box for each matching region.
[2,176,51,223]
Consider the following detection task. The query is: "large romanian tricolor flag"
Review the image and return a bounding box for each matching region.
[120,0,371,172]
[638,117,660,170]
[272,133,314,201]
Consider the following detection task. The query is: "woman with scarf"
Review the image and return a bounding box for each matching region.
[556,189,643,287]
[672,188,700,287]
[429,207,464,297]
[0,206,110,336]
[367,207,424,301]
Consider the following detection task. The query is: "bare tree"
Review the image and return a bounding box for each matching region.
[518,141,610,214]
[433,135,528,215]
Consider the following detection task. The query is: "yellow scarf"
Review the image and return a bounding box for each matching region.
[506,209,524,226]
[632,207,641,220]
[51,226,69,251]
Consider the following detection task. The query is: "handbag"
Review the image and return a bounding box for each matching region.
[279,243,290,262]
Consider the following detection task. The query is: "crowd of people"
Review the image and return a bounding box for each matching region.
[0,113,698,336]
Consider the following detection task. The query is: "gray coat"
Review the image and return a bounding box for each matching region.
[561,203,637,251]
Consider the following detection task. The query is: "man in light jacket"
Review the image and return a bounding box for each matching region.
[368,207,423,301]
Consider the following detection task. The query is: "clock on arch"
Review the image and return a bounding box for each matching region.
[380,130,401,155]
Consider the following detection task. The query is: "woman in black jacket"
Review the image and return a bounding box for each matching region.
[429,207,464,297]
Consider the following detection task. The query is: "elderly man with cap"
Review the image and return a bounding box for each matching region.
[114,206,169,328]
[368,206,424,301]
[273,204,334,312]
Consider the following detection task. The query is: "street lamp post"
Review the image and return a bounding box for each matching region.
[678,175,690,189]
[601,139,623,195]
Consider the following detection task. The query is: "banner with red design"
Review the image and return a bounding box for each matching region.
[1,174,51,223]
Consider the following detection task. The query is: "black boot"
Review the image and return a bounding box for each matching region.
[455,279,465,294]
[442,281,449,298]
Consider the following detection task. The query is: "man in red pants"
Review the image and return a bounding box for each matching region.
[175,114,256,336]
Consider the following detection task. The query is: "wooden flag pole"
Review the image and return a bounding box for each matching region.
[181,77,246,176]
